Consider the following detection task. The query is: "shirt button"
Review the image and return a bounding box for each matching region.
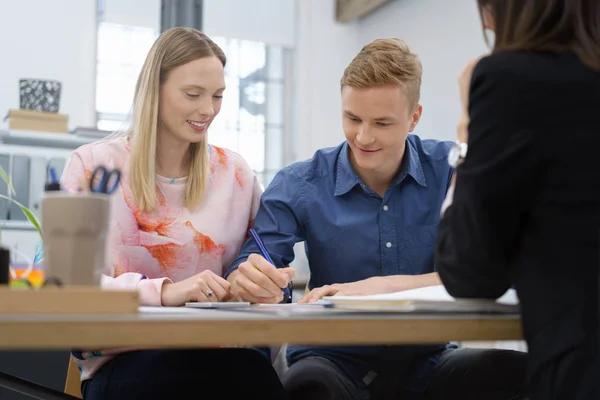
[383,205,389,211]
[386,242,392,248]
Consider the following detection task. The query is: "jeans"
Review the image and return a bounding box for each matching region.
[81,348,286,400]
[282,348,529,400]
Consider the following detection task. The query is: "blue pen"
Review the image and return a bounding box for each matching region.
[248,228,292,300]
[48,166,58,184]
[45,166,61,191]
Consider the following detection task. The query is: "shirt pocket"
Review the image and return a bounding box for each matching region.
[399,223,439,275]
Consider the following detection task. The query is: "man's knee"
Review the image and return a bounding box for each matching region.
[282,357,359,400]
[426,348,528,399]
[283,357,339,388]
[441,348,528,377]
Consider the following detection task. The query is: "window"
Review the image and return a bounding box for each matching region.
[209,38,286,187]
[95,26,289,187]
[95,22,158,131]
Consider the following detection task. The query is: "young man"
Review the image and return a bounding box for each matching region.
[226,39,527,399]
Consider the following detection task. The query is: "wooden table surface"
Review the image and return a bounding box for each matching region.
[0,307,523,350]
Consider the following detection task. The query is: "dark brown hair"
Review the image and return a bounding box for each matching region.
[477,0,600,71]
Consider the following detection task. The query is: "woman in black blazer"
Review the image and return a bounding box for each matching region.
[435,0,600,399]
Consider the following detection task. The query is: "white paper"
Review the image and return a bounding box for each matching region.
[325,285,519,313]
[139,306,203,314]
[330,285,518,305]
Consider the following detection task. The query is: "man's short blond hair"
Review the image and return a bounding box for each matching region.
[341,38,422,109]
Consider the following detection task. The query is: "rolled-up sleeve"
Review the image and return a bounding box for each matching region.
[225,166,307,277]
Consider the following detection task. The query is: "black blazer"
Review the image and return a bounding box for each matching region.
[435,50,600,400]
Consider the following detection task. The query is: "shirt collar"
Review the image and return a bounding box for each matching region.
[334,139,427,197]
[395,137,427,188]
[334,142,361,196]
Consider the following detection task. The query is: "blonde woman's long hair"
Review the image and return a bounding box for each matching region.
[127,27,226,212]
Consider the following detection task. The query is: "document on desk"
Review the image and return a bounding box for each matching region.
[139,302,333,315]
[139,306,207,314]
[253,301,332,310]
[324,285,519,314]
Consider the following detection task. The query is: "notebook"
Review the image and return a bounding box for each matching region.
[324,285,519,314]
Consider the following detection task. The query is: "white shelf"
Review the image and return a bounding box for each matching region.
[0,220,37,231]
[0,130,98,150]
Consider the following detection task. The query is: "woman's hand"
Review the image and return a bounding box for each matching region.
[161,270,231,306]
[457,57,481,142]
[457,113,470,143]
[458,58,480,113]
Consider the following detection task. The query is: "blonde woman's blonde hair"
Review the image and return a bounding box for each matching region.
[341,38,422,109]
[127,27,226,212]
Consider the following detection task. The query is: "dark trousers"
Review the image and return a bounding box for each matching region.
[81,348,286,400]
[282,348,528,400]
[529,336,600,400]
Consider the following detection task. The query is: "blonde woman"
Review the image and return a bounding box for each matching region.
[61,28,285,400]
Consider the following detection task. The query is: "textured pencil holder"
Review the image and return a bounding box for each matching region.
[41,192,110,286]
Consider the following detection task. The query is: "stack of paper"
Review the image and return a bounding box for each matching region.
[324,285,519,314]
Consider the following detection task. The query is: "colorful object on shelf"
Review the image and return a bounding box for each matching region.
[9,265,44,288]
[8,241,45,288]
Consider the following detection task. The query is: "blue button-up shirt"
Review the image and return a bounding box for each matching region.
[227,134,454,387]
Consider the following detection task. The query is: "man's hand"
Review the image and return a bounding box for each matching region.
[161,270,231,307]
[298,273,441,304]
[297,284,341,304]
[298,276,394,304]
[229,254,296,304]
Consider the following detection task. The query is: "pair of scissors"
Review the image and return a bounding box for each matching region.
[89,166,121,194]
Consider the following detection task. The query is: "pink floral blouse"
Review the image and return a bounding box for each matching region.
[61,137,262,381]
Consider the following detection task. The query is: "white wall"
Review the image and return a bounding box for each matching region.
[292,0,489,157]
[103,0,161,29]
[293,0,362,160]
[358,0,489,142]
[0,0,97,130]
[203,0,296,47]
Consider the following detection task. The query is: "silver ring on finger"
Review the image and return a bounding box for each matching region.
[206,290,213,298]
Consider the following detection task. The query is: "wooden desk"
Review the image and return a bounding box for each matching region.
[0,308,522,350]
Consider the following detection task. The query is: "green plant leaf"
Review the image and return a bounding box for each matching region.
[18,206,42,236]
[0,194,42,237]
[0,165,15,196]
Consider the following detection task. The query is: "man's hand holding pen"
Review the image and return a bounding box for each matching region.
[230,254,296,304]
